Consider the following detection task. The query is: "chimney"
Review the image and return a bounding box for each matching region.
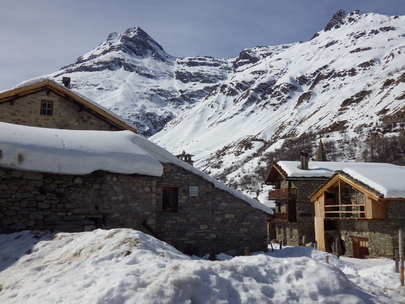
[62,77,71,88]
[176,150,194,166]
[300,151,309,170]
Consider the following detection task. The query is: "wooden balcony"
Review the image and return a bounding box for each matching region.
[273,212,289,222]
[273,211,297,222]
[269,188,297,199]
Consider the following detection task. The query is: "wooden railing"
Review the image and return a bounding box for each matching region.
[273,212,289,221]
[269,188,297,199]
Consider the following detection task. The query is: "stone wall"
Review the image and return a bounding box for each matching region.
[0,168,157,234]
[0,163,269,256]
[274,179,326,246]
[155,163,268,256]
[0,90,119,131]
[337,200,405,258]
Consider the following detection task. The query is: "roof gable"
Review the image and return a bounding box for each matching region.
[310,163,405,200]
[265,162,287,184]
[310,172,383,202]
[0,79,137,133]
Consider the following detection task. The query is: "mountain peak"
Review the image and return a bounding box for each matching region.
[123,27,148,39]
[324,9,347,31]
[108,27,170,60]
[61,27,173,72]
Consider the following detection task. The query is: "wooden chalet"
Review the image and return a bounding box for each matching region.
[310,164,405,259]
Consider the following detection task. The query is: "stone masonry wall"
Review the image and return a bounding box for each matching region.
[337,200,405,259]
[0,90,119,131]
[0,163,269,257]
[155,163,269,256]
[274,179,327,246]
[0,168,157,234]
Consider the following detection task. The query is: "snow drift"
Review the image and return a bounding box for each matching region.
[1,229,403,303]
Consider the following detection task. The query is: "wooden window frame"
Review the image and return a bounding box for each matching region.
[162,187,179,213]
[40,100,53,116]
[324,181,366,219]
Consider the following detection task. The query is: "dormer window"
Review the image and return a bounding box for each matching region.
[40,100,53,115]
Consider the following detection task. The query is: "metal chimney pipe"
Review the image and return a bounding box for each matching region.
[300,151,309,170]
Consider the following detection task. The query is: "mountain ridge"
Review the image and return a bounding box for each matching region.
[42,10,405,197]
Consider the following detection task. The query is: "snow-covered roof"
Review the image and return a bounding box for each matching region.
[0,122,163,176]
[277,161,351,178]
[0,122,272,214]
[341,164,405,198]
[278,161,405,199]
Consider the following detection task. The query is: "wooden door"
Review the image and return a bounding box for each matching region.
[352,236,369,259]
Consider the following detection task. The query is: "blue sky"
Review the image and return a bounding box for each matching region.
[1,0,404,91]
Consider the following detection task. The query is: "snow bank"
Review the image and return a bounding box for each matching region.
[0,122,163,176]
[2,229,402,304]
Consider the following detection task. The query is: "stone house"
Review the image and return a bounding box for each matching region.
[0,78,137,132]
[310,164,405,259]
[0,79,271,256]
[264,154,340,246]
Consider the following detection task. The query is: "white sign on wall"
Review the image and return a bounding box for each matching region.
[189,186,199,197]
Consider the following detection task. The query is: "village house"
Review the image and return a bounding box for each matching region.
[0,77,137,132]
[264,152,341,247]
[310,164,405,259]
[0,79,272,256]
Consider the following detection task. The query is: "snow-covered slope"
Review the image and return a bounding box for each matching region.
[39,10,405,197]
[49,27,229,137]
[1,229,404,303]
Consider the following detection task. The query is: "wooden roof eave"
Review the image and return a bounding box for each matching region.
[0,79,138,133]
[265,162,288,184]
[309,172,383,202]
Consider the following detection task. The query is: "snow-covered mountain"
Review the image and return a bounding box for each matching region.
[45,10,405,196]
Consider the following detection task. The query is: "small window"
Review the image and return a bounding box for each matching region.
[40,101,53,115]
[162,187,178,212]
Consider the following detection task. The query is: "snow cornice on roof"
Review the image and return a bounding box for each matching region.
[0,78,138,133]
[0,122,162,176]
[0,121,272,215]
[274,160,405,199]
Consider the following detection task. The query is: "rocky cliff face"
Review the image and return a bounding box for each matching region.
[47,11,405,196]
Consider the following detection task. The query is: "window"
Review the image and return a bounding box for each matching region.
[162,187,178,212]
[40,100,53,115]
[324,182,365,219]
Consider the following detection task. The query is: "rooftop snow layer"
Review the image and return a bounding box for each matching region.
[0,122,163,176]
[278,161,356,178]
[342,164,405,198]
[0,122,272,214]
[278,161,405,198]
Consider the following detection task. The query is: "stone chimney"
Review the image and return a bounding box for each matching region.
[300,151,309,170]
[176,151,194,166]
[62,77,71,88]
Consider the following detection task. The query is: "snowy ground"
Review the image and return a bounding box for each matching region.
[0,229,404,304]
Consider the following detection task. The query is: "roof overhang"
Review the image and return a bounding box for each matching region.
[265,162,287,184]
[0,79,138,133]
[309,172,383,202]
